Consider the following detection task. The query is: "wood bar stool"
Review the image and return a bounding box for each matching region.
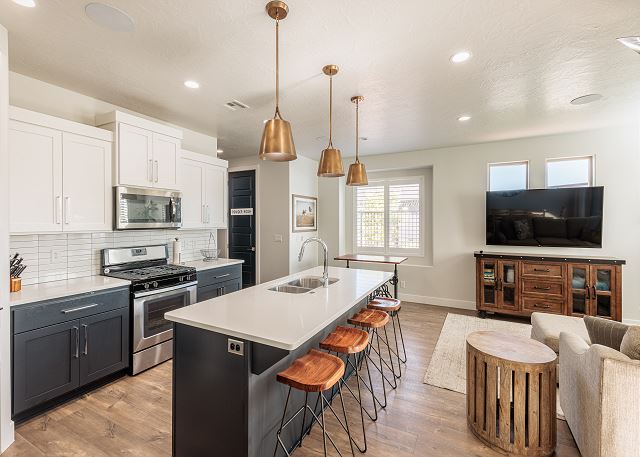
[314,326,374,453]
[274,349,354,457]
[348,309,397,409]
[367,297,407,378]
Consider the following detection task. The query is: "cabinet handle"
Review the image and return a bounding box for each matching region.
[82,324,88,355]
[148,160,153,182]
[154,160,159,183]
[215,273,230,279]
[206,205,210,223]
[533,303,551,309]
[534,268,551,273]
[62,303,99,314]
[56,196,62,224]
[73,326,79,359]
[533,286,551,291]
[64,197,71,224]
[585,283,591,299]
[202,205,206,224]
[592,285,597,298]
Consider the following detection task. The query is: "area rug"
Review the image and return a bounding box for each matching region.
[424,313,564,420]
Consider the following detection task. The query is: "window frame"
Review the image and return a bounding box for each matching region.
[545,155,594,189]
[487,160,530,191]
[352,175,425,257]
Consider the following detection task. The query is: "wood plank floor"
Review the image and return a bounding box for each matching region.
[3,303,581,456]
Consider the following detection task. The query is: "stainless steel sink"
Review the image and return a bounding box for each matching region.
[268,276,339,294]
[268,285,313,294]
[286,276,339,289]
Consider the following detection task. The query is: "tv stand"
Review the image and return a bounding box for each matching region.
[474,251,625,321]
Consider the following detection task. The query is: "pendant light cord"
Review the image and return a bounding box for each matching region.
[355,99,360,163]
[328,75,333,147]
[274,15,282,119]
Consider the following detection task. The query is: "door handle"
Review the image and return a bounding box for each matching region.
[64,197,71,224]
[82,324,88,355]
[73,326,79,359]
[249,247,256,252]
[56,196,62,224]
[148,159,153,182]
[154,160,159,183]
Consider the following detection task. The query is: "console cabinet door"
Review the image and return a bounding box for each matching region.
[9,120,63,233]
[567,264,591,317]
[79,308,129,386]
[478,259,498,309]
[62,132,112,232]
[590,265,618,320]
[118,123,153,188]
[497,260,518,310]
[13,320,80,415]
[152,133,180,190]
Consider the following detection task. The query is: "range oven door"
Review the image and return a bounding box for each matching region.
[132,282,197,353]
[116,186,182,230]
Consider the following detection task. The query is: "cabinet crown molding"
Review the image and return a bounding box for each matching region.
[95,110,183,140]
[10,106,113,142]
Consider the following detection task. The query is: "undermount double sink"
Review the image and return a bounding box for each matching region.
[268,276,339,294]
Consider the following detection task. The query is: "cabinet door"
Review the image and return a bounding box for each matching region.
[9,120,63,233]
[13,320,80,415]
[119,123,153,187]
[153,133,180,190]
[205,164,227,228]
[567,264,590,316]
[479,259,498,309]
[590,265,617,320]
[180,158,205,229]
[219,278,242,295]
[197,283,223,302]
[62,132,112,232]
[79,308,129,386]
[497,260,518,310]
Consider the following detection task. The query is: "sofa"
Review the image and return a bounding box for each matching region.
[530,312,640,457]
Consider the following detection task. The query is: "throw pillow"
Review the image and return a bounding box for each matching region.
[513,219,533,240]
[620,326,640,360]
[583,316,630,351]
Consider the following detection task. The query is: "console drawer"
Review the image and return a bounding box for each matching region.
[522,279,563,297]
[522,296,563,314]
[522,262,563,279]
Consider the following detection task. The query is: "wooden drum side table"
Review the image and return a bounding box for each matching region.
[466,331,557,457]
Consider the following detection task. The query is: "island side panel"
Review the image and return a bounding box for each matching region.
[248,297,369,457]
[172,323,250,457]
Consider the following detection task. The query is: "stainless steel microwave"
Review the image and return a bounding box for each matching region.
[115,186,182,230]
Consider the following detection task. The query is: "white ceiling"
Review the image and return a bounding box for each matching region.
[2,0,640,159]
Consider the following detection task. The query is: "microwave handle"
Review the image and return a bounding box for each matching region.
[170,198,177,221]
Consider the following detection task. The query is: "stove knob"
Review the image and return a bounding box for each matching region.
[179,276,184,282]
[189,274,195,281]
[144,283,150,289]
[153,281,158,288]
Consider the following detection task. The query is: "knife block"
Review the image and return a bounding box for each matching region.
[9,277,21,293]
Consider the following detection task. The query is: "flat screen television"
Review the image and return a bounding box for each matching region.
[486,187,604,248]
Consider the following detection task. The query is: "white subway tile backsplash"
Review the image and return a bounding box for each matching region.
[10,229,216,285]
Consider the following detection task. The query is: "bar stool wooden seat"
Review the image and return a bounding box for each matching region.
[274,350,354,457]
[348,309,389,328]
[367,297,407,376]
[320,326,369,354]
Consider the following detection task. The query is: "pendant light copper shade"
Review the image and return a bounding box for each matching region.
[259,1,297,162]
[317,65,345,177]
[346,95,368,186]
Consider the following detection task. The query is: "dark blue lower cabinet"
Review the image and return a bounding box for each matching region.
[196,267,242,303]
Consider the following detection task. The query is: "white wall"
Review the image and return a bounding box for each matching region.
[324,124,640,323]
[289,156,319,273]
[0,24,15,452]
[9,72,217,156]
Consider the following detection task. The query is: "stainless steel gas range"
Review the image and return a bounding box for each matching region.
[101,244,197,375]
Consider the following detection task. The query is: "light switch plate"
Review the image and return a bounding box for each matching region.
[228,338,244,356]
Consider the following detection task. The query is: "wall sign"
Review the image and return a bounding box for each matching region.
[231,208,254,216]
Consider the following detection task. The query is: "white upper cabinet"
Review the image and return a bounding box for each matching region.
[96,111,182,191]
[8,107,113,234]
[179,150,228,229]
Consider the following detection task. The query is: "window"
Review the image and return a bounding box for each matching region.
[546,156,593,188]
[488,161,529,191]
[354,177,423,255]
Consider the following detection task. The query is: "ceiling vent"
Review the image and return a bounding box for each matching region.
[224,100,250,111]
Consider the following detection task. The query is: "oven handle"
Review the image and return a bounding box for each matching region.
[133,281,198,299]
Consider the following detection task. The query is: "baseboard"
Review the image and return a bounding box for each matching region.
[623,318,640,325]
[398,293,476,310]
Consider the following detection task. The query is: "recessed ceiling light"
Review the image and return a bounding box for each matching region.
[458,115,471,121]
[450,51,472,63]
[570,94,603,105]
[85,3,135,32]
[184,80,200,89]
[11,0,36,7]
[617,36,640,53]
[216,148,223,154]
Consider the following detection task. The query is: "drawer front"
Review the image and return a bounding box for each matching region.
[13,287,130,334]
[522,279,563,297]
[522,296,563,314]
[522,262,563,278]
[197,265,242,288]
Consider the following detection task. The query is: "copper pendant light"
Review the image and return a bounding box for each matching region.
[317,65,345,177]
[258,1,297,162]
[346,95,368,186]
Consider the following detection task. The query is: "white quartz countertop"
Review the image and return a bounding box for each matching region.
[179,258,244,272]
[165,266,392,350]
[9,276,131,307]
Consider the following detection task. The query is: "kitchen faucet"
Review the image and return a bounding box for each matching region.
[298,237,329,287]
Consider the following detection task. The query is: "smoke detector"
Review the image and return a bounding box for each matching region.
[85,3,135,32]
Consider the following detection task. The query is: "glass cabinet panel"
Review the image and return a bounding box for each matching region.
[592,266,615,319]
[499,261,518,309]
[481,261,497,307]
[595,270,611,292]
[569,265,589,316]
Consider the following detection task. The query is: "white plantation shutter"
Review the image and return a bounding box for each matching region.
[354,177,423,255]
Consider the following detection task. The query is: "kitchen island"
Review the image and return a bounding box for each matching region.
[165,266,392,457]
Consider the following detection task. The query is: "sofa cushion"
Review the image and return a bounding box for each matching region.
[530,312,591,353]
[620,326,640,360]
[583,316,629,351]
